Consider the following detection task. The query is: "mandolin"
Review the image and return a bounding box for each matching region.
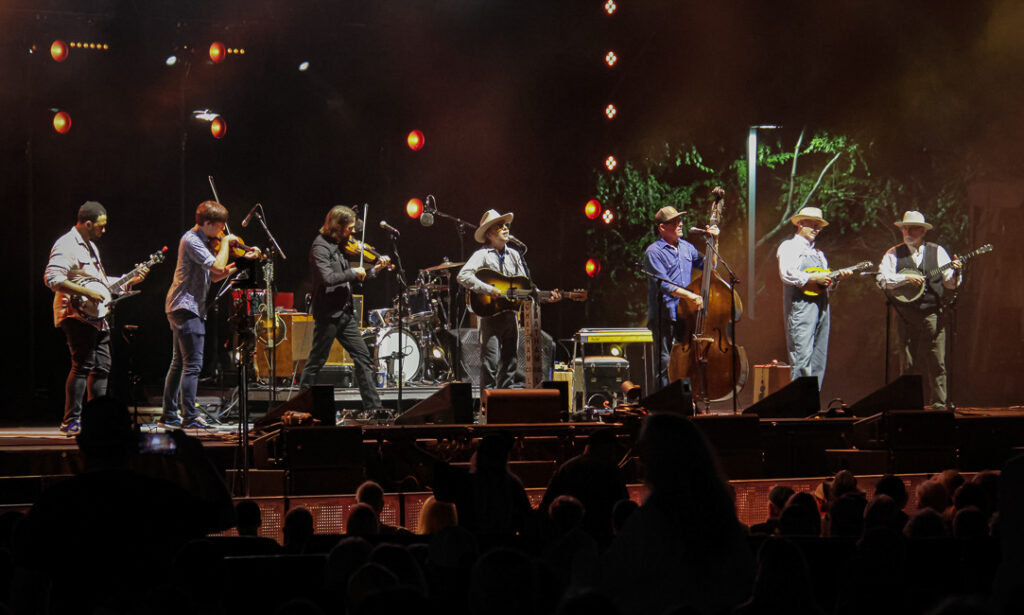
[802,261,874,296]
[467,269,587,317]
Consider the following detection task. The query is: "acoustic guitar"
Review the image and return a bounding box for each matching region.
[802,261,874,297]
[885,243,993,304]
[467,268,587,317]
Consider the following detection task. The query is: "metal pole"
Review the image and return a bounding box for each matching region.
[747,127,758,320]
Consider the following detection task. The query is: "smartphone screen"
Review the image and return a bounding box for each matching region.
[137,432,178,455]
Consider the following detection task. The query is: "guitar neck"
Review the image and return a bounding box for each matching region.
[108,265,142,295]
[925,248,980,277]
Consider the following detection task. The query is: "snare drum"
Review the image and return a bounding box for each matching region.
[375,328,421,384]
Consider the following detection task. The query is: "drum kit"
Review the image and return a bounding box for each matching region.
[367,259,465,386]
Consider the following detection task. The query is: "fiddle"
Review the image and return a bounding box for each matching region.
[343,237,395,270]
[208,230,261,260]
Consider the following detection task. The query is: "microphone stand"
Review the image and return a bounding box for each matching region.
[428,208,478,381]
[698,236,742,415]
[387,231,408,417]
[247,210,288,405]
[639,266,686,395]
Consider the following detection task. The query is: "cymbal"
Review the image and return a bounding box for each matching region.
[423,261,465,272]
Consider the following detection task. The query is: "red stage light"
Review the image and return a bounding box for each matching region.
[605,50,618,67]
[605,156,618,171]
[602,209,615,224]
[604,0,618,15]
[406,198,424,219]
[585,259,601,277]
[407,130,425,151]
[584,199,602,220]
[209,41,226,63]
[210,117,227,139]
[605,104,617,119]
[50,40,69,62]
[52,111,71,134]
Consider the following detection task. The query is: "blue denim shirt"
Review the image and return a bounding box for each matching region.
[645,237,704,324]
[165,228,217,318]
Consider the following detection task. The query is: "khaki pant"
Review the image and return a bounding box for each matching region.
[897,310,947,407]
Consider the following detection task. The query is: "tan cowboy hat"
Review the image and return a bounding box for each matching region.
[654,206,685,224]
[791,206,829,227]
[894,210,933,231]
[474,209,514,243]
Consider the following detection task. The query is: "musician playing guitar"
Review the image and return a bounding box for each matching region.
[44,201,149,436]
[457,209,561,390]
[776,206,852,389]
[876,211,962,409]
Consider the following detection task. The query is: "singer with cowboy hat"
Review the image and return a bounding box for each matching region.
[876,211,962,409]
[457,209,560,389]
[776,206,852,388]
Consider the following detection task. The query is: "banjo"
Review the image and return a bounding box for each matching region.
[885,243,993,304]
[71,247,167,321]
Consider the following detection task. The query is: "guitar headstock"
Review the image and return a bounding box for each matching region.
[569,289,588,302]
[853,260,874,272]
[709,186,725,226]
[976,243,994,255]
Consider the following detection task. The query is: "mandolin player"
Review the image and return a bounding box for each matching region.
[876,211,962,409]
[44,201,149,436]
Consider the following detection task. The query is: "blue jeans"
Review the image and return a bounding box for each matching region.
[60,318,111,425]
[162,310,205,422]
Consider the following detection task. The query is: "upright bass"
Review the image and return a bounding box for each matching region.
[668,187,749,409]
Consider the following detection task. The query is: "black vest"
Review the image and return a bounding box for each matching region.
[894,243,943,312]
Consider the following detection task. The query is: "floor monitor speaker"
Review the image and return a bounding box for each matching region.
[742,376,819,418]
[395,382,474,425]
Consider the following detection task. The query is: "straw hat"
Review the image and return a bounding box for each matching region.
[654,206,685,224]
[474,209,514,243]
[791,206,829,227]
[894,210,933,231]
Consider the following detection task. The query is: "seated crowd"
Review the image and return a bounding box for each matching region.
[1,397,1022,615]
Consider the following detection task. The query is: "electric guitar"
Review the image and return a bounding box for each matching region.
[802,260,874,296]
[72,247,167,321]
[886,243,993,303]
[467,268,587,317]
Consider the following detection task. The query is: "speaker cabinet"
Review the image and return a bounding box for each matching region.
[395,382,474,425]
[483,389,562,424]
[742,376,819,419]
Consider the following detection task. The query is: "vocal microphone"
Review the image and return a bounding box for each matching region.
[508,234,527,249]
[379,220,401,237]
[241,203,261,228]
[689,227,711,235]
[421,195,436,227]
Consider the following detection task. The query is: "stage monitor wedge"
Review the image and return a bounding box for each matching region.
[742,376,819,419]
[253,385,335,432]
[639,378,694,416]
[395,382,474,425]
[848,374,924,417]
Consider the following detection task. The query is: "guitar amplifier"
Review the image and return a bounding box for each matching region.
[753,361,791,402]
[573,356,630,408]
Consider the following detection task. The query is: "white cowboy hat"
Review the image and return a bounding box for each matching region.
[894,210,933,231]
[790,206,829,227]
[474,209,514,243]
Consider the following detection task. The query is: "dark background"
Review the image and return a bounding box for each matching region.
[3,0,1022,422]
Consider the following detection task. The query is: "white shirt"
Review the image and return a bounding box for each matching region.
[776,234,826,288]
[877,243,960,290]
[44,227,119,329]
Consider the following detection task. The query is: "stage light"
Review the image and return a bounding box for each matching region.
[406,198,424,219]
[210,116,227,139]
[407,130,425,151]
[605,104,617,119]
[605,156,618,171]
[605,50,618,67]
[165,55,178,66]
[584,199,602,220]
[609,344,623,357]
[431,346,444,360]
[602,209,615,224]
[585,258,601,277]
[50,40,69,62]
[52,111,71,134]
[604,0,618,15]
[209,41,226,63]
[298,61,310,71]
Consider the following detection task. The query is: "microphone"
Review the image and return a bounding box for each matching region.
[508,234,527,250]
[689,227,711,235]
[379,220,401,237]
[421,194,436,227]
[241,203,261,228]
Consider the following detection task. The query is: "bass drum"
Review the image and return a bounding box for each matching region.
[376,328,421,384]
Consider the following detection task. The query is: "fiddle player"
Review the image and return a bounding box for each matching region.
[876,211,962,409]
[160,200,261,429]
[298,205,390,414]
[458,209,560,390]
[776,206,851,389]
[44,201,148,436]
[644,206,718,389]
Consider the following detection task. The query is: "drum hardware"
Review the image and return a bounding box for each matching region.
[422,260,465,272]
